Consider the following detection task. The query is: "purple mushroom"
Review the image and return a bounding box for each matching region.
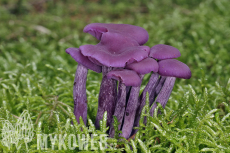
[148,44,182,107]
[125,58,159,135]
[79,30,150,129]
[125,58,158,75]
[106,69,142,137]
[65,23,192,141]
[150,59,191,116]
[115,58,158,139]
[149,44,181,60]
[65,48,102,125]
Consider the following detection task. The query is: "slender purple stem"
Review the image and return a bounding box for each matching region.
[95,66,117,129]
[132,73,159,134]
[149,76,166,107]
[120,75,144,139]
[150,77,176,116]
[109,82,126,137]
[73,64,88,125]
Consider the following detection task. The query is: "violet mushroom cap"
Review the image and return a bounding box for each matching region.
[149,59,191,116]
[80,32,150,67]
[125,57,159,74]
[83,23,149,45]
[107,69,142,137]
[158,59,191,79]
[107,69,142,87]
[149,44,181,60]
[66,47,102,73]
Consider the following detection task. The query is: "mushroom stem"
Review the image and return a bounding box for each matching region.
[73,64,88,125]
[109,82,126,137]
[132,73,159,134]
[150,77,176,116]
[149,76,166,107]
[120,75,144,139]
[95,66,117,129]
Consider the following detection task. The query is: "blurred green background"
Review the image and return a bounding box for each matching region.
[1,0,230,85]
[0,0,230,152]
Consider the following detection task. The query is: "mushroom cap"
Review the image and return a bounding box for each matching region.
[150,44,181,60]
[83,23,149,45]
[158,59,191,79]
[125,58,159,74]
[66,47,102,73]
[107,69,142,87]
[80,32,150,67]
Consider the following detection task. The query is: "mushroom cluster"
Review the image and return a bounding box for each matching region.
[66,23,191,139]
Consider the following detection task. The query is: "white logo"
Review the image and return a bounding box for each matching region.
[36,133,113,150]
[1,111,117,151]
[1,110,34,150]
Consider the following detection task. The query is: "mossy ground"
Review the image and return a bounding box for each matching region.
[0,0,230,152]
